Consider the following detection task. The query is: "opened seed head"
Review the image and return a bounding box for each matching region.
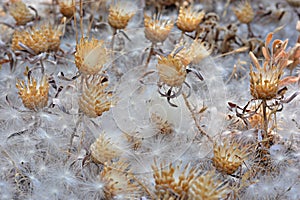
[212,139,249,174]
[16,73,49,110]
[9,1,34,25]
[108,1,136,29]
[177,5,205,32]
[79,76,114,118]
[75,38,109,75]
[232,1,254,24]
[144,14,174,44]
[157,55,187,87]
[12,25,62,54]
[188,171,230,200]
[59,0,75,18]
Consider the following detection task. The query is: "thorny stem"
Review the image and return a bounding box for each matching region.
[182,93,213,142]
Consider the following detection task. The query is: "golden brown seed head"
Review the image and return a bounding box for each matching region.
[212,139,249,174]
[249,62,282,100]
[90,133,121,164]
[59,0,75,18]
[177,5,205,32]
[12,25,62,54]
[144,14,174,44]
[79,76,114,118]
[286,0,300,7]
[175,40,211,66]
[100,160,142,199]
[232,1,254,24]
[75,38,109,75]
[9,1,34,25]
[16,74,49,110]
[151,113,174,135]
[108,2,135,29]
[156,55,187,87]
[188,171,229,200]
[152,161,199,199]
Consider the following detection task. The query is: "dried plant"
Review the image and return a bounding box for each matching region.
[150,113,174,135]
[144,13,174,45]
[212,139,250,175]
[12,25,62,54]
[90,133,121,164]
[108,1,135,30]
[177,4,205,33]
[232,1,254,24]
[100,160,143,199]
[59,0,75,18]
[75,38,109,75]
[16,70,49,110]
[151,161,199,199]
[188,171,230,200]
[78,75,114,118]
[9,0,34,25]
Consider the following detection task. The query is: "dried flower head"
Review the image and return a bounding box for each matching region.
[75,38,109,75]
[16,72,49,110]
[9,0,34,25]
[232,1,254,24]
[59,0,75,18]
[212,139,249,174]
[79,76,114,118]
[12,25,62,54]
[90,133,121,164]
[175,40,211,66]
[152,161,199,199]
[188,171,230,200]
[150,113,174,135]
[156,55,186,87]
[249,33,290,100]
[286,0,300,7]
[100,160,142,199]
[144,14,174,44]
[177,5,205,32]
[108,1,136,30]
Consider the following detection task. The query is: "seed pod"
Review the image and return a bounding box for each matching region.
[74,38,109,75]
[156,55,186,87]
[144,14,174,44]
[16,73,49,110]
[108,1,135,30]
[188,171,230,200]
[90,133,120,164]
[177,5,205,32]
[79,76,114,118]
[232,1,254,24]
[9,0,34,25]
[59,0,75,18]
[212,139,249,174]
[12,25,62,54]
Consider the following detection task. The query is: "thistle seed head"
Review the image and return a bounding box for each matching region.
[177,5,205,32]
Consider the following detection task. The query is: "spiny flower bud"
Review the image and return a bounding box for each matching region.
[16,72,49,110]
[9,0,34,25]
[108,1,136,30]
[12,25,62,54]
[156,55,186,87]
[75,38,109,75]
[232,1,254,24]
[212,139,249,174]
[144,14,174,44]
[177,5,205,32]
[90,133,121,164]
[79,76,114,118]
[59,0,75,18]
[188,171,230,200]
